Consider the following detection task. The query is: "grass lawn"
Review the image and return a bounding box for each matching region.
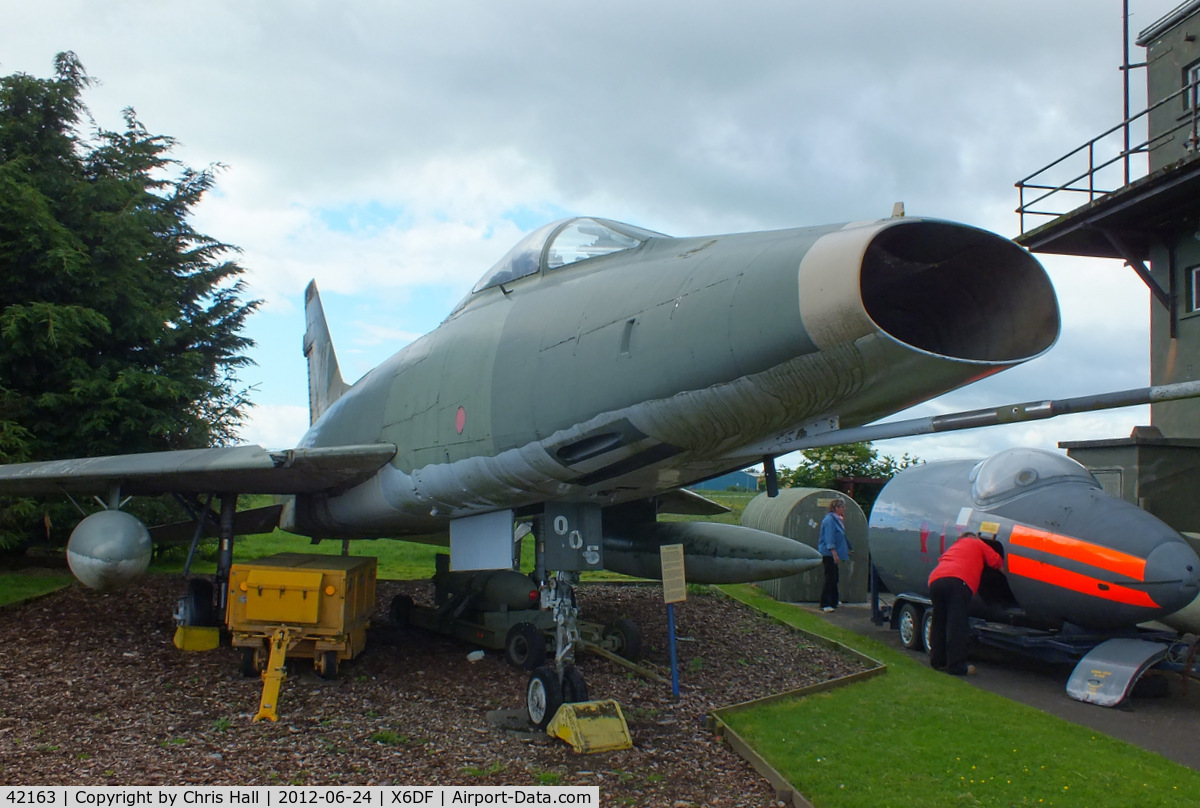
[0,571,73,607]
[718,584,1200,808]
[152,530,455,580]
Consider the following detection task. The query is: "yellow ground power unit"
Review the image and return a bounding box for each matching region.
[225,553,377,720]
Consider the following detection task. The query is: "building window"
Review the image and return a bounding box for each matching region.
[1190,265,1200,313]
[1188,62,1200,110]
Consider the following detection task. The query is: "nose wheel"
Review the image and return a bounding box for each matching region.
[524,512,601,732]
[526,663,589,730]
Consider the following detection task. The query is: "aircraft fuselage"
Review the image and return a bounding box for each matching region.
[869,449,1200,630]
[291,216,1058,538]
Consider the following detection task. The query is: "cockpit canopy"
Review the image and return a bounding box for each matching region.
[969,447,1100,508]
[470,217,667,294]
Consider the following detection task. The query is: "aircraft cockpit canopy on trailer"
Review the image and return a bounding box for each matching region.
[968,447,1100,508]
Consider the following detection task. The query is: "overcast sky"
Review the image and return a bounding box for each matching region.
[3,0,1188,465]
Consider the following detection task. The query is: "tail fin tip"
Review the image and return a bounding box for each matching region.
[303,280,349,425]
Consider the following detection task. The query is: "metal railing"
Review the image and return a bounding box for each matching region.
[1017,77,1200,234]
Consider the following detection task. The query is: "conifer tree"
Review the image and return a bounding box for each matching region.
[0,53,259,546]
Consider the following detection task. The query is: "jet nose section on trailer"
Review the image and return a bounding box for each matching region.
[1142,538,1200,615]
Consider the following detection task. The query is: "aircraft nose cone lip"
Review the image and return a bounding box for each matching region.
[1144,540,1200,611]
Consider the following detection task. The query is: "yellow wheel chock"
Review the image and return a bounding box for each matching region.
[172,625,220,651]
[546,699,633,754]
[254,626,294,722]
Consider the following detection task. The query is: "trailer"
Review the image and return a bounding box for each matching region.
[226,553,377,720]
[872,571,1198,707]
[390,556,642,670]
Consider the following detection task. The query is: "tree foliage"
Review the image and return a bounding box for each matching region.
[776,442,921,514]
[0,53,259,546]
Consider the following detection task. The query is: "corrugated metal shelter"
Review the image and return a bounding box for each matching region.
[742,488,868,603]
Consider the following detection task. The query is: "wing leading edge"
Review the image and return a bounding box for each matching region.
[0,444,397,497]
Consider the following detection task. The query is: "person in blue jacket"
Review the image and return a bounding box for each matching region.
[817,497,851,611]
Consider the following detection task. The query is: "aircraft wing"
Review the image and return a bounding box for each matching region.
[0,444,397,497]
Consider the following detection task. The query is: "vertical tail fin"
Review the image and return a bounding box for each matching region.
[303,281,350,425]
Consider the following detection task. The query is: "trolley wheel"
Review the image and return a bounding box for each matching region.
[898,602,925,650]
[562,664,589,704]
[504,622,546,670]
[240,646,266,677]
[526,665,563,731]
[603,618,643,661]
[390,594,414,627]
[316,650,340,680]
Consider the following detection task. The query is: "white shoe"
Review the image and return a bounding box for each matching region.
[821,606,835,612]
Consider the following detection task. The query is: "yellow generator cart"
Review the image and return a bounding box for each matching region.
[227,553,377,719]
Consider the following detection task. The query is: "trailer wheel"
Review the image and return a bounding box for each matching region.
[898,603,924,650]
[504,622,546,670]
[390,594,414,627]
[562,664,589,704]
[240,646,266,677]
[316,650,340,680]
[603,618,643,661]
[526,666,562,731]
[921,610,935,654]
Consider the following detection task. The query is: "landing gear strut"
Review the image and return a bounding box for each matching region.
[525,569,591,729]
[172,493,237,629]
[524,508,602,730]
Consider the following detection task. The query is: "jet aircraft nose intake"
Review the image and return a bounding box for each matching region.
[1142,539,1200,614]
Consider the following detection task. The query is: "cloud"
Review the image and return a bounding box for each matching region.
[239,404,311,451]
[6,0,1186,458]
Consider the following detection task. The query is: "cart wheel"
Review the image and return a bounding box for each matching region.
[316,650,340,680]
[240,646,266,677]
[526,666,563,731]
[603,618,643,661]
[390,594,414,627]
[504,622,546,670]
[562,664,589,704]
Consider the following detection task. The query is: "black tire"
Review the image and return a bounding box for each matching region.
[603,618,643,661]
[316,650,339,680]
[898,602,925,650]
[562,664,589,704]
[504,622,546,670]
[240,646,263,678]
[178,578,215,627]
[921,610,935,654]
[390,594,414,627]
[526,665,563,731]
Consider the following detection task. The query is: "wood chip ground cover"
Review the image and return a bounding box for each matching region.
[0,576,867,806]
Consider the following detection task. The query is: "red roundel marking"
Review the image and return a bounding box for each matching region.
[455,406,466,434]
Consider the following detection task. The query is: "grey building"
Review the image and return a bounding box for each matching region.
[1016,2,1200,531]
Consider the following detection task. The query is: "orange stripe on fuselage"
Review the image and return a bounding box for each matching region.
[1008,525,1147,581]
[1006,555,1159,608]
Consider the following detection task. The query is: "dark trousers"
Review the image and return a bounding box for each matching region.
[820,556,840,608]
[929,576,973,674]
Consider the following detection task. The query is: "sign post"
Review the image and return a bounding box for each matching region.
[660,543,686,699]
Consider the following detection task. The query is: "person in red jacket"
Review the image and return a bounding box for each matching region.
[928,531,1005,676]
